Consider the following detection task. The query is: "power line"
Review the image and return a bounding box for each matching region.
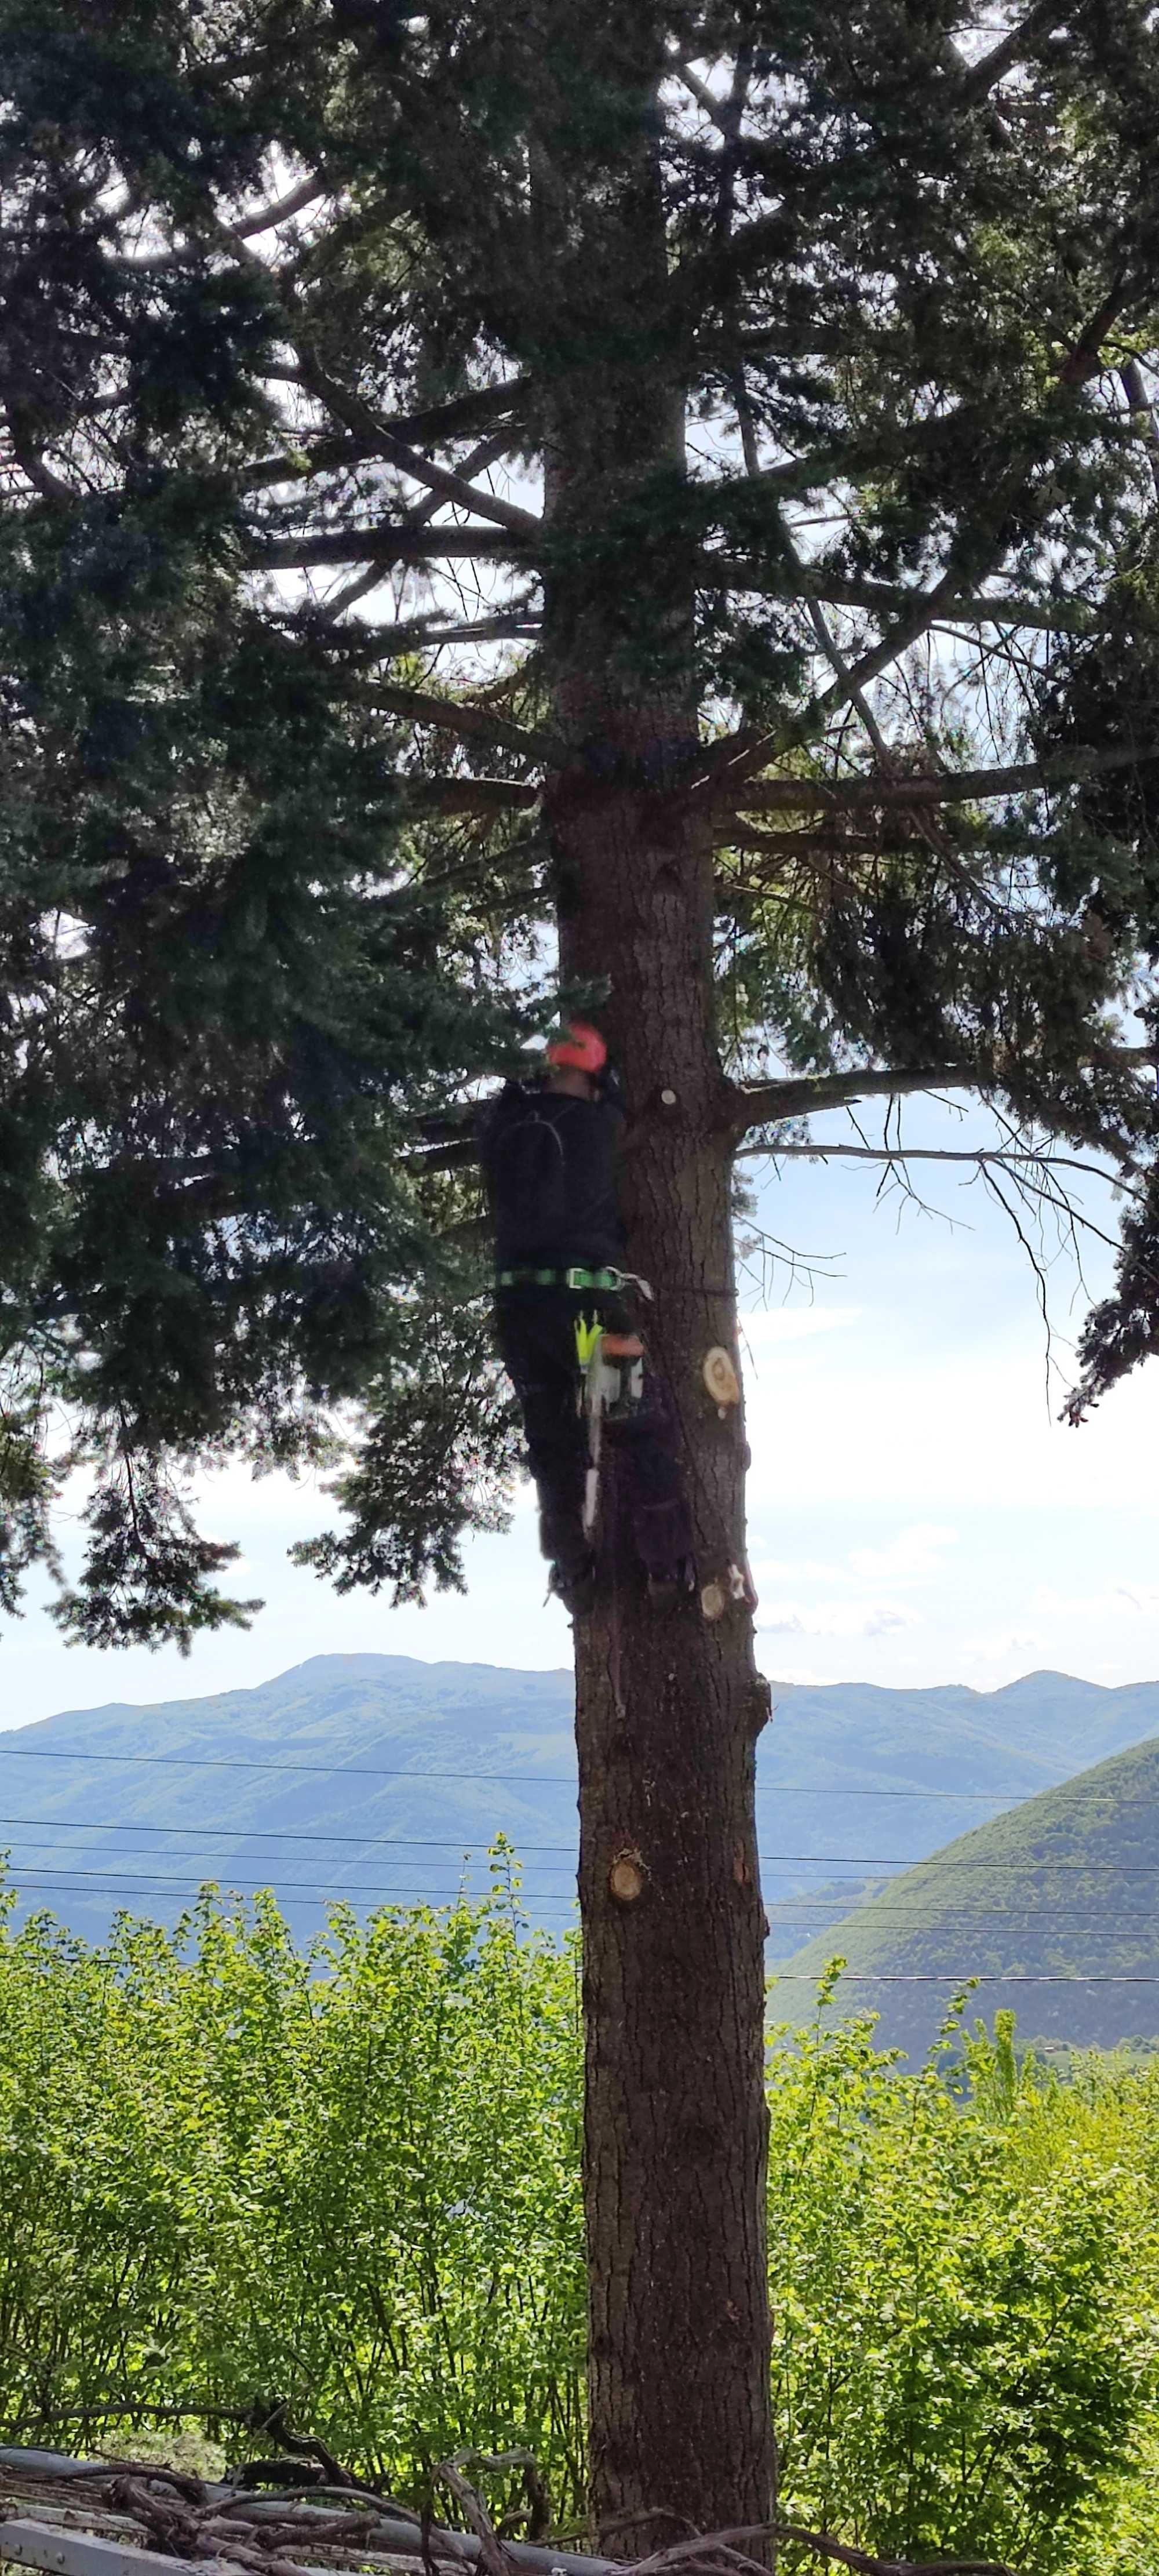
[9,1851,1159,1932]
[6,1833,1159,1920]
[0,1865,566,1906]
[3,1865,1158,1984]
[4,1734,1159,1804]
[0,1748,578,1779]
[6,1819,1159,1875]
[0,1816,572,1850]
[6,1812,1159,1875]
[2,1875,578,1908]
[770,1970,1159,1985]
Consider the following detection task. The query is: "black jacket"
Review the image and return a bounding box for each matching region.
[481,1079,626,1273]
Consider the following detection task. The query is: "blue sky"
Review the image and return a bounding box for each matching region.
[4,1089,1158,1728]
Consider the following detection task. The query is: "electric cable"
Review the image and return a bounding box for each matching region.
[5,1735,1159,1804]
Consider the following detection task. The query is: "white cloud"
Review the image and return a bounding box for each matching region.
[848,1523,957,1582]
[757,1598,920,1639]
[750,1527,955,1594]
[962,1629,1041,1669]
[742,1329,1159,1519]
[1032,1581,1159,1620]
[738,1306,859,1358]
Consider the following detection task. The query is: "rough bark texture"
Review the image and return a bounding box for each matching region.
[564,800,775,2547]
[535,42,776,2541]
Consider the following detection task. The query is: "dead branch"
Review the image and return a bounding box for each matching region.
[736,1142,1136,1198]
[0,2445,1022,2576]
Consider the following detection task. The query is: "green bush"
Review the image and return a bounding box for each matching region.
[1,1877,1157,2573]
[0,1868,586,2513]
[767,1988,1159,2575]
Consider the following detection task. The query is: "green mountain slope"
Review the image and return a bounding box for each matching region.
[2,1657,1159,1951]
[779,1731,1159,2054]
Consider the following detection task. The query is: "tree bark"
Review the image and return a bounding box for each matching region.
[563,793,775,2549]
[534,41,775,2545]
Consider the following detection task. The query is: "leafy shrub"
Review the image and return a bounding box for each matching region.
[1,1880,1157,2571]
[767,1989,1159,2575]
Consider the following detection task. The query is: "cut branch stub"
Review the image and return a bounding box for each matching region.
[609,1849,648,1904]
[702,1347,741,1407]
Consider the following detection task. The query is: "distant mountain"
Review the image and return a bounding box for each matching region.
[1,1656,1158,1952]
[779,1731,1159,2055]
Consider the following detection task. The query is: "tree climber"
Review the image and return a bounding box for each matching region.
[482,1020,697,1616]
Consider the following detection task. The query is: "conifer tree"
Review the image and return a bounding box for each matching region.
[1,0,1158,2535]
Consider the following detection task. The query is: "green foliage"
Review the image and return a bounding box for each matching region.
[0,0,1156,1632]
[290,1299,522,1604]
[52,1460,261,1653]
[0,1867,588,2516]
[3,1876,1159,2570]
[767,1996,1159,2575]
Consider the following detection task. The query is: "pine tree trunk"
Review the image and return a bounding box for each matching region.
[561,807,775,2547]
[535,52,777,2538]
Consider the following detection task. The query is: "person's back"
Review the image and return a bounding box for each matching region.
[482,1078,626,1275]
[484,1020,695,1616]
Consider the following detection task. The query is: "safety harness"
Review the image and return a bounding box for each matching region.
[496,1262,653,1297]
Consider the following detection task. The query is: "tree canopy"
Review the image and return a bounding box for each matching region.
[1,0,1157,1642]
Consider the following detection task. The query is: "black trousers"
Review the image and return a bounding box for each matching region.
[494,1286,695,1580]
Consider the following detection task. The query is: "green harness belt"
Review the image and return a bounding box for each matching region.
[496,1264,626,1292]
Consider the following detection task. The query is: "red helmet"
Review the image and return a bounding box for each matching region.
[546,1019,608,1075]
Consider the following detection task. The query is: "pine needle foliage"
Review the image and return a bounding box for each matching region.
[0,0,1157,1634]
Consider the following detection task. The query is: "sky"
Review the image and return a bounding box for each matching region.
[5,1088,1159,1729]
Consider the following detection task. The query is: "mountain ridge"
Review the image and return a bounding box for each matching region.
[2,1655,1159,1956]
[779,1727,1159,2053]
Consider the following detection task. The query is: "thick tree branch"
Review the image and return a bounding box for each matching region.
[670,59,737,135]
[274,377,531,450]
[957,0,1068,105]
[287,607,541,656]
[250,525,527,570]
[227,176,326,239]
[1120,356,1159,503]
[250,364,528,452]
[399,778,540,818]
[311,430,519,620]
[698,556,1096,632]
[289,341,539,536]
[729,1065,978,1129]
[358,685,556,761]
[238,434,380,493]
[706,743,1153,825]
[370,428,538,539]
[728,1045,1156,1137]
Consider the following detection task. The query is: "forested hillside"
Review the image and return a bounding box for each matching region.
[783,1733,1159,2051]
[4,1656,1159,1948]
